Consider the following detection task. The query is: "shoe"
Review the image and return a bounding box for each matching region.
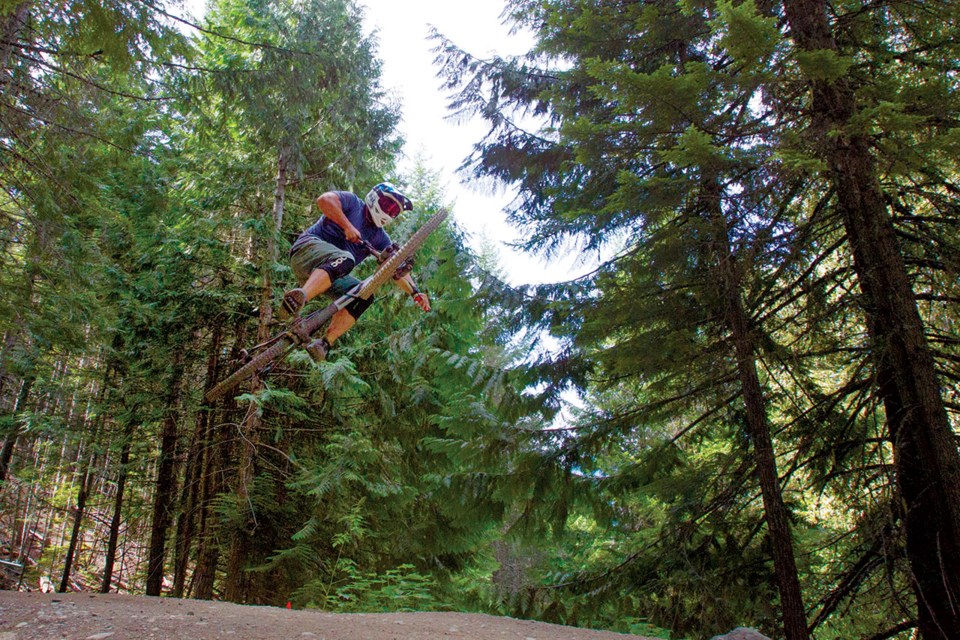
[279,288,307,321]
[305,338,330,363]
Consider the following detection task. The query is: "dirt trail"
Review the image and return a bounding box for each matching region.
[0,592,657,640]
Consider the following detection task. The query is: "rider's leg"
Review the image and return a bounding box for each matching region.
[283,242,355,320]
[304,308,354,363]
[320,290,370,345]
[301,268,332,302]
[305,290,372,362]
[323,308,356,344]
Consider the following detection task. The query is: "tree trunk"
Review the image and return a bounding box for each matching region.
[59,462,92,592]
[704,185,810,640]
[60,357,109,594]
[173,324,223,597]
[0,375,34,484]
[172,407,205,597]
[190,421,224,600]
[0,3,30,80]
[0,330,19,409]
[193,319,248,600]
[782,2,960,637]
[145,354,187,596]
[223,146,289,603]
[101,425,134,594]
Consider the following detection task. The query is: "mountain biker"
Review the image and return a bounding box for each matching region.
[279,182,431,362]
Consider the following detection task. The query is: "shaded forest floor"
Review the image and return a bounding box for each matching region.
[0,592,657,640]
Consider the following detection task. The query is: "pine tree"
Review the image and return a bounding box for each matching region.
[779,2,960,636]
[174,0,402,602]
[434,0,960,637]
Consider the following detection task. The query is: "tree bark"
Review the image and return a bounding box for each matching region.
[59,462,92,592]
[704,184,810,640]
[60,361,110,593]
[0,3,30,84]
[100,424,134,594]
[782,2,960,637]
[173,406,205,598]
[173,324,223,597]
[190,421,223,600]
[193,319,248,600]
[0,375,34,484]
[0,330,19,409]
[145,353,187,596]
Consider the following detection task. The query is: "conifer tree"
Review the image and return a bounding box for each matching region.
[779,1,960,635]
[434,0,960,637]
[435,2,816,636]
[176,0,401,601]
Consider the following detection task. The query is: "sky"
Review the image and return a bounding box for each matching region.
[180,0,586,285]
[359,0,537,278]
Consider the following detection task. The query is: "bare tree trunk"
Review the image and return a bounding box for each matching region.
[0,3,30,83]
[0,375,34,484]
[59,461,92,592]
[145,354,187,596]
[703,184,809,640]
[173,324,224,597]
[173,406,206,597]
[60,355,110,588]
[782,2,960,637]
[193,319,248,600]
[101,424,134,594]
[190,423,224,600]
[0,330,19,409]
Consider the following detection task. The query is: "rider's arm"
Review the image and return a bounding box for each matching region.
[395,275,430,312]
[316,192,361,243]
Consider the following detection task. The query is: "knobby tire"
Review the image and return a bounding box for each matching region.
[204,209,448,403]
[204,337,292,403]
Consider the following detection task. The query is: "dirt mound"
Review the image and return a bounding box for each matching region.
[0,591,656,640]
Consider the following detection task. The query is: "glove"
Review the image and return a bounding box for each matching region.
[412,291,430,312]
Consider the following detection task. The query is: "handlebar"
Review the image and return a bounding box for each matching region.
[356,238,383,260]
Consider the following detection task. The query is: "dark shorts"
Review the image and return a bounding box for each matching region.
[289,237,361,297]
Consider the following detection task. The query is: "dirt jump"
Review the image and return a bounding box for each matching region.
[0,591,659,640]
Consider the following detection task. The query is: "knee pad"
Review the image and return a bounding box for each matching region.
[319,254,354,281]
[345,294,374,320]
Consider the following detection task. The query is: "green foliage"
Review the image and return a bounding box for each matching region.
[712,0,779,70]
[434,0,960,637]
[304,561,441,613]
[794,50,853,81]
[3,0,957,638]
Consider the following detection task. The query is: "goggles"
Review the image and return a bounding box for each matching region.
[378,193,404,218]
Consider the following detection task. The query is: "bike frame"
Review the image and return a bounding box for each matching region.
[203,209,448,403]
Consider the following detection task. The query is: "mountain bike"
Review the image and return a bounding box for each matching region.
[204,209,448,403]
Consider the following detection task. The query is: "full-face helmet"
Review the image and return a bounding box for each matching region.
[365,182,413,227]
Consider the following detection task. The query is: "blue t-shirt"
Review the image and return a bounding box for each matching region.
[300,191,392,264]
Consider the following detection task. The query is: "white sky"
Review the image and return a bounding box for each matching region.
[360,0,586,285]
[180,0,587,285]
[361,0,545,281]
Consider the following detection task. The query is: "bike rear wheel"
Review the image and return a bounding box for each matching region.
[204,336,292,403]
[204,209,448,403]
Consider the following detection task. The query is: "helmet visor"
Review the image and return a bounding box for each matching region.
[378,193,404,218]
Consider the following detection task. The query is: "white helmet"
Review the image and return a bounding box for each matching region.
[365,182,412,227]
